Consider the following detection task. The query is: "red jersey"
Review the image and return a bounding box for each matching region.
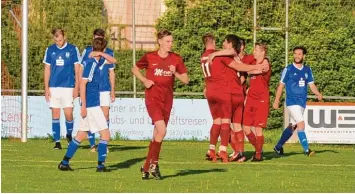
[136,51,188,92]
[247,59,272,100]
[200,50,242,94]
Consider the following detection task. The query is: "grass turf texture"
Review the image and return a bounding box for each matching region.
[2,139,355,192]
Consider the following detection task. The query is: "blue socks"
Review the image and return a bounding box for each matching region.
[52,119,60,142]
[62,138,81,165]
[65,120,74,136]
[97,140,108,168]
[297,130,309,152]
[88,132,96,147]
[276,127,294,149]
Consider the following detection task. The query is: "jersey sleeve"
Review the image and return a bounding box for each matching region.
[82,60,96,82]
[176,56,188,74]
[280,67,288,84]
[242,55,255,64]
[43,47,51,65]
[136,54,148,69]
[307,67,315,84]
[221,56,234,67]
[73,46,81,65]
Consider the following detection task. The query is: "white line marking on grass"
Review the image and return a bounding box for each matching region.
[3,159,355,167]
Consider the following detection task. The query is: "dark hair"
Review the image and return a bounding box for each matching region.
[239,38,246,47]
[157,29,172,40]
[93,28,105,38]
[202,33,215,46]
[51,28,65,37]
[225,34,241,54]
[293,46,307,55]
[92,38,107,52]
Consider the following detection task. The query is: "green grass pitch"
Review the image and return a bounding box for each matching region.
[1,139,355,192]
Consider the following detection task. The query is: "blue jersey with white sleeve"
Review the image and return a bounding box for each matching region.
[43,42,80,88]
[80,46,115,92]
[280,63,314,108]
[82,58,101,108]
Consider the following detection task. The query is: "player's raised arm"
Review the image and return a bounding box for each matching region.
[228,59,268,72]
[89,51,117,64]
[208,48,235,64]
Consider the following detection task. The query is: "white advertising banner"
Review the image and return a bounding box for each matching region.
[1,96,212,140]
[304,103,355,144]
[2,96,355,144]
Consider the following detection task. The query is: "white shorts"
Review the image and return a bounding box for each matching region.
[100,91,110,107]
[287,105,305,125]
[78,106,108,133]
[49,87,73,108]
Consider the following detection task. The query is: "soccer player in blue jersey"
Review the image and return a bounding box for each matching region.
[273,46,322,156]
[58,38,111,172]
[43,28,81,149]
[80,29,116,151]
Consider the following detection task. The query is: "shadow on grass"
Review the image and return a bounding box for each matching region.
[78,144,147,152]
[259,149,339,160]
[73,157,147,171]
[108,157,146,171]
[163,168,227,179]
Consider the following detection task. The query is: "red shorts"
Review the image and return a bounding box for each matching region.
[145,86,173,125]
[243,97,269,128]
[231,94,245,124]
[206,90,232,120]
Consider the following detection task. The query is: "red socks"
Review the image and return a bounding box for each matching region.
[255,135,264,159]
[246,132,257,148]
[235,130,245,153]
[210,124,221,146]
[220,123,230,147]
[143,140,163,171]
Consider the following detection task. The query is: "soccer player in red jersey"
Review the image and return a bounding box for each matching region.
[207,38,268,162]
[131,29,189,180]
[243,43,271,162]
[201,34,267,162]
[200,33,220,162]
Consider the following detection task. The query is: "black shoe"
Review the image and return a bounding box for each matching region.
[66,134,72,144]
[140,166,150,180]
[54,142,62,150]
[96,166,111,172]
[150,164,162,180]
[305,149,315,157]
[251,152,263,162]
[273,146,284,156]
[229,152,247,162]
[58,162,73,171]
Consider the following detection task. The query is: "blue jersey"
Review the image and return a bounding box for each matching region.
[43,42,80,88]
[280,63,315,108]
[82,58,101,108]
[81,46,115,92]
